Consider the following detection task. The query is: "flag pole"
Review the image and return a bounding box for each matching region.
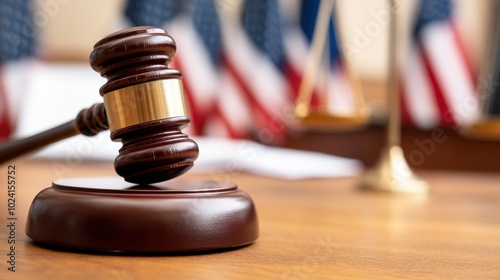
[293,0,335,119]
[357,0,429,194]
[387,0,399,147]
[292,0,369,131]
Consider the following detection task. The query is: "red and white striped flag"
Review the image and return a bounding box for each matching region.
[126,0,292,142]
[401,0,478,128]
[207,0,290,142]
[124,0,354,141]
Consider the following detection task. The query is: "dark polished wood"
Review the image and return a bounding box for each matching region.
[90,26,198,184]
[26,177,258,253]
[1,160,499,279]
[90,26,181,95]
[111,117,198,184]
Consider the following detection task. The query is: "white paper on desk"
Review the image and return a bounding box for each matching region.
[191,137,362,179]
[14,62,362,180]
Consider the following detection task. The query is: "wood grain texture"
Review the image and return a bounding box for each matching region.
[0,160,499,279]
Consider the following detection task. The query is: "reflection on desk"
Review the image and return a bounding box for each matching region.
[0,160,499,279]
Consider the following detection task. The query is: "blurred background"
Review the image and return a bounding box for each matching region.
[25,0,490,81]
[1,0,499,173]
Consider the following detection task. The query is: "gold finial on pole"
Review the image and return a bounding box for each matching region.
[357,0,429,194]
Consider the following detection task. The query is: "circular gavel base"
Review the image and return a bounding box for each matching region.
[26,177,259,253]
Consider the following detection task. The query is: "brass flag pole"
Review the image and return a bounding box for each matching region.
[292,0,369,131]
[357,0,429,194]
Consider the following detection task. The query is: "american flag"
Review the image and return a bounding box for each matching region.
[0,0,36,140]
[209,0,289,142]
[401,0,478,128]
[124,0,355,141]
[126,0,292,142]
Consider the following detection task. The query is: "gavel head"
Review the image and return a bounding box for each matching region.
[89,26,199,184]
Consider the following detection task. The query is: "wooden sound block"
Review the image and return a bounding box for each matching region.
[26,177,259,253]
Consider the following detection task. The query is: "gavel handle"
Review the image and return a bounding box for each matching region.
[0,103,108,164]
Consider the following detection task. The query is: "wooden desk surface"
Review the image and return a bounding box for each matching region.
[0,160,499,280]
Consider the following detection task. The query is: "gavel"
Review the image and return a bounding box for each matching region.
[0,26,198,184]
[11,26,258,253]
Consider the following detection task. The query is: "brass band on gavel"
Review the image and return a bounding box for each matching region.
[103,79,188,132]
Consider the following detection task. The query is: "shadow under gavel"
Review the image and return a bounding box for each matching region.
[0,26,199,184]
